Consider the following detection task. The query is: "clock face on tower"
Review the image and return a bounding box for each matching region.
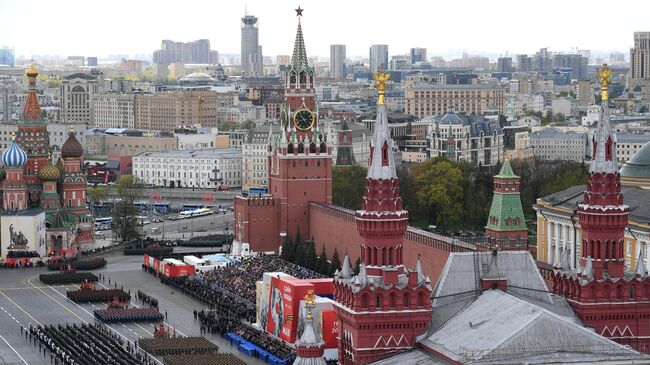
[293,109,315,131]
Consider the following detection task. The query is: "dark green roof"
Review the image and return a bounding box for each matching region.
[486,192,527,231]
[620,141,650,179]
[495,159,518,178]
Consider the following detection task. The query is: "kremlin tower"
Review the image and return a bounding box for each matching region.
[485,159,528,249]
[552,64,650,353]
[233,7,333,253]
[333,70,433,365]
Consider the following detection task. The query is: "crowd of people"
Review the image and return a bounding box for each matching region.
[158,254,325,363]
[26,322,154,365]
[235,324,296,363]
[201,254,326,303]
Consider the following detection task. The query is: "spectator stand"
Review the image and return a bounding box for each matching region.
[227,324,295,365]
[2,250,43,268]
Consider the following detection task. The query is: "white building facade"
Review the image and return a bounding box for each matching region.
[92,93,136,129]
[133,149,242,188]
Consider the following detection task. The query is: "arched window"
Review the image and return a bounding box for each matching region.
[361,293,368,308]
[403,293,410,308]
[389,293,397,308]
[381,141,389,166]
[375,295,382,309]
[616,285,623,300]
[417,291,425,307]
[630,286,636,300]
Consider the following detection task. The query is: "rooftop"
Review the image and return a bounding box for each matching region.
[134,148,241,159]
[620,141,650,179]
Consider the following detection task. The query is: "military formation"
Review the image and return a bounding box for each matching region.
[39,272,98,285]
[26,323,153,365]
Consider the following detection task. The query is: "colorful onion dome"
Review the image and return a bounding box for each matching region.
[39,154,60,181]
[1,134,28,168]
[61,127,83,158]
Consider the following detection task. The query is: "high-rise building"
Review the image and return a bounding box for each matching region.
[152,39,217,65]
[369,44,388,73]
[60,71,102,124]
[552,53,588,79]
[516,54,532,72]
[410,47,427,64]
[86,57,98,67]
[533,48,552,73]
[276,55,290,66]
[497,57,513,72]
[330,44,346,79]
[631,32,650,81]
[241,15,263,78]
[0,46,15,67]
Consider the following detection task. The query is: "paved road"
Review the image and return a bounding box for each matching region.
[95,212,235,242]
[0,252,264,365]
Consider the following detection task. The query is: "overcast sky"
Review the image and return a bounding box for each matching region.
[1,0,647,60]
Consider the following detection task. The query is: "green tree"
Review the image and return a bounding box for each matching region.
[281,234,294,261]
[293,229,305,267]
[111,175,143,242]
[411,159,464,229]
[88,187,107,217]
[316,245,330,275]
[332,165,367,209]
[304,240,317,270]
[329,248,341,276]
[353,257,361,275]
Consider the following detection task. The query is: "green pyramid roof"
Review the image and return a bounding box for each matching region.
[495,159,518,178]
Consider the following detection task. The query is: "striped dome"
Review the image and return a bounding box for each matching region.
[61,132,83,158]
[1,139,27,168]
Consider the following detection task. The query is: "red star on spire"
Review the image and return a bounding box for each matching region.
[295,6,303,16]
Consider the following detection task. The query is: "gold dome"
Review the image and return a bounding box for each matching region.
[39,155,60,181]
[26,62,38,78]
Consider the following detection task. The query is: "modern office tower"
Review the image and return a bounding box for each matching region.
[533,48,552,73]
[631,32,650,81]
[241,15,263,78]
[0,46,15,67]
[369,44,389,73]
[552,53,588,79]
[152,39,215,64]
[410,47,427,64]
[516,54,532,72]
[330,44,346,79]
[86,57,98,67]
[497,57,513,72]
[67,56,85,67]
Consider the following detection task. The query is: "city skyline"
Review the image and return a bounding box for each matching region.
[1,0,648,61]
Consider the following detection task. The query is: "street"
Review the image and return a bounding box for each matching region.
[95,211,234,244]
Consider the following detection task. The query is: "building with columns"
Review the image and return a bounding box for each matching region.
[536,65,650,353]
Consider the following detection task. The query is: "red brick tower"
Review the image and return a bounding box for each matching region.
[59,126,88,215]
[335,120,355,166]
[333,70,433,365]
[552,64,650,353]
[267,7,333,241]
[17,63,50,207]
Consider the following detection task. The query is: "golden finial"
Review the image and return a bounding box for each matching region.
[70,125,75,134]
[11,132,16,141]
[372,67,391,105]
[304,290,316,321]
[597,63,612,102]
[26,61,38,78]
